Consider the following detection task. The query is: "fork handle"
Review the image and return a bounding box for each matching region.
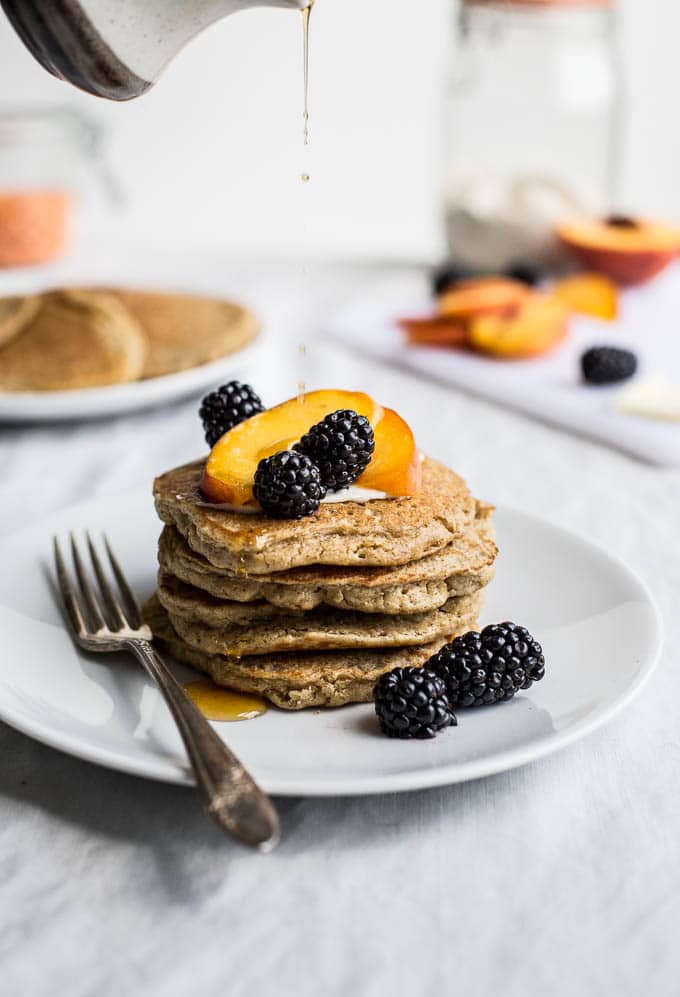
[128,639,280,850]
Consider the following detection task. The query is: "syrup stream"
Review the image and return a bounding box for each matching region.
[302,1,314,148]
[298,5,314,401]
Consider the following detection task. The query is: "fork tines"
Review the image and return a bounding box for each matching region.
[54,533,143,637]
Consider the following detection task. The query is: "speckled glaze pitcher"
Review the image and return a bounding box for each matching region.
[1,0,311,101]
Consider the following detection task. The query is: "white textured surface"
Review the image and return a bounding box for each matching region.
[1,258,679,997]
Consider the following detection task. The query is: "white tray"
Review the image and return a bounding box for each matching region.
[326,267,680,466]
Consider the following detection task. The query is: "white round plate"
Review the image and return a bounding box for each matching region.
[0,336,265,423]
[0,244,268,423]
[0,492,663,796]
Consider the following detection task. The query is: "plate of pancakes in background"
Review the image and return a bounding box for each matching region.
[0,286,262,422]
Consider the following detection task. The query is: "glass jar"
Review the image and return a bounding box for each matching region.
[442,0,623,271]
[0,107,117,267]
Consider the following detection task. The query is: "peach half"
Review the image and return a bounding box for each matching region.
[437,277,531,321]
[469,296,569,360]
[398,315,468,348]
[557,216,680,286]
[550,273,618,321]
[357,407,422,496]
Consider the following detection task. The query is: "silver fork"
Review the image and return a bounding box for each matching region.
[53,533,280,851]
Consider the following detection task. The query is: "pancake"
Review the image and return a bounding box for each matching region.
[157,570,298,624]
[96,288,260,378]
[156,572,483,654]
[0,295,40,348]
[145,595,458,709]
[0,289,146,391]
[154,457,478,574]
[157,502,496,614]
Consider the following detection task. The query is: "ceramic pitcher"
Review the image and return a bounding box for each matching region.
[0,0,311,101]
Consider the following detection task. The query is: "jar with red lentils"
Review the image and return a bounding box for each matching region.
[0,107,114,268]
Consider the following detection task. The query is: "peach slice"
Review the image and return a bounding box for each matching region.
[469,296,569,359]
[202,389,383,506]
[398,316,468,348]
[557,217,680,286]
[357,407,422,496]
[550,273,618,321]
[438,277,532,321]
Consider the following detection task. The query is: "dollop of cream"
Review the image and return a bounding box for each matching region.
[203,485,390,515]
[321,485,389,504]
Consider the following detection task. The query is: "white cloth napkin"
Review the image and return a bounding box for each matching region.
[326,266,680,466]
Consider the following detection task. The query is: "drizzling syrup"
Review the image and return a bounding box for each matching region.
[296,343,308,403]
[298,7,313,399]
[302,1,315,147]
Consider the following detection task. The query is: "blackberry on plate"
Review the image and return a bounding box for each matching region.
[296,409,375,491]
[432,262,476,297]
[200,381,265,447]
[581,346,638,386]
[427,622,545,709]
[506,262,541,287]
[253,450,326,519]
[373,667,456,739]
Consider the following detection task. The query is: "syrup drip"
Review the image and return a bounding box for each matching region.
[302,1,314,147]
[184,680,266,722]
[297,344,307,404]
[299,10,312,398]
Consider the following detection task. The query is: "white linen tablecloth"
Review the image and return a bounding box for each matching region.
[1,258,679,997]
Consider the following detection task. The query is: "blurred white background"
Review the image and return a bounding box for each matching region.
[0,0,677,261]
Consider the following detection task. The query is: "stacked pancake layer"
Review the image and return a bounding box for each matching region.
[144,457,498,710]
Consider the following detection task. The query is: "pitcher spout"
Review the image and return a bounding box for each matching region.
[0,0,313,102]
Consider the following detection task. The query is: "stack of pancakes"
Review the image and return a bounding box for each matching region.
[144,457,498,709]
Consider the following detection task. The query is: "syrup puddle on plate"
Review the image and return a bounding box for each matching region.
[184,680,266,722]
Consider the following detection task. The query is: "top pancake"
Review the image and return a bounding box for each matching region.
[154,457,478,574]
[95,288,260,379]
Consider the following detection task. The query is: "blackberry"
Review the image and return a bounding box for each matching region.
[200,381,264,447]
[373,667,456,739]
[506,262,541,287]
[605,214,638,230]
[296,409,375,491]
[432,262,476,297]
[253,450,326,519]
[581,346,638,385]
[427,622,545,709]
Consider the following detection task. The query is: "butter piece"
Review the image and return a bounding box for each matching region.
[614,376,680,423]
